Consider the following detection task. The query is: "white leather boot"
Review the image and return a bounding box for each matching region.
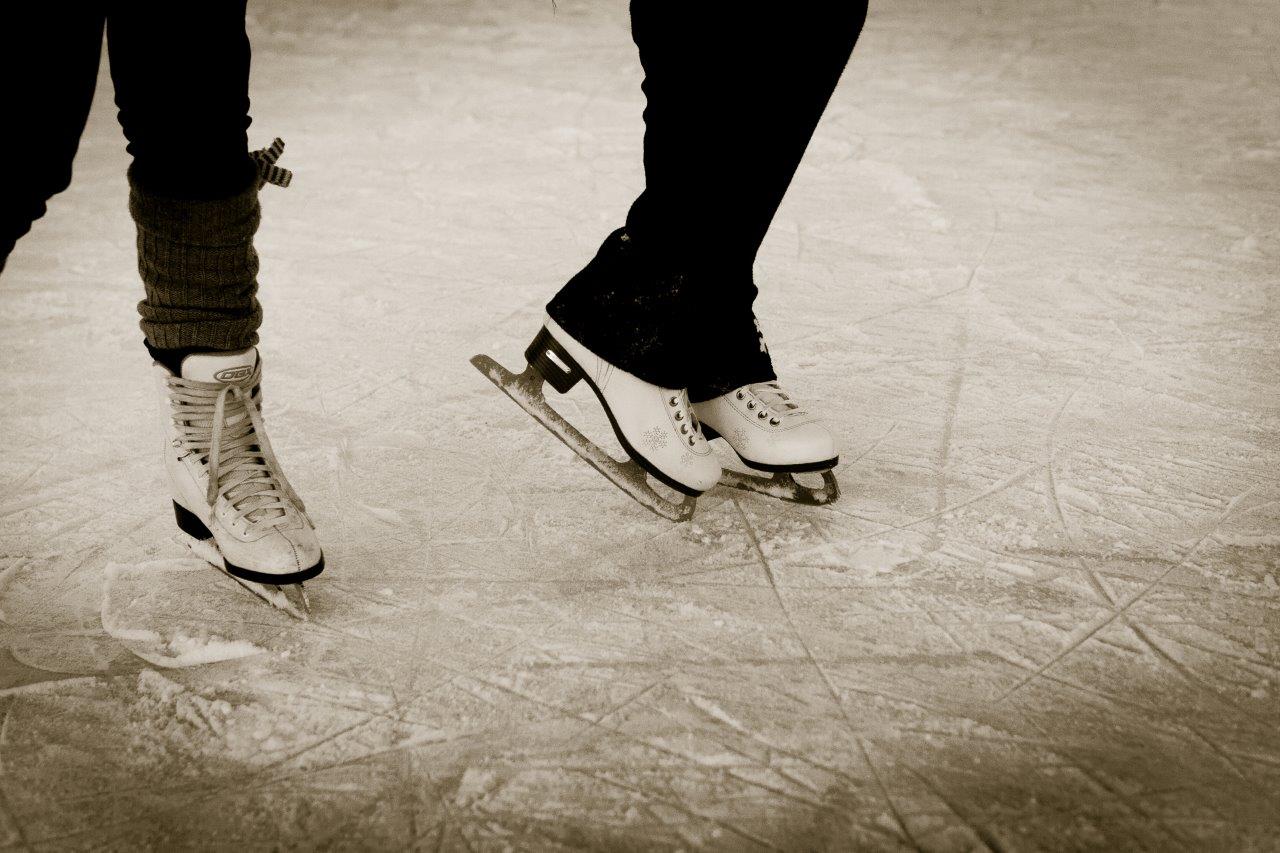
[532,316,721,496]
[156,347,324,584]
[694,381,838,473]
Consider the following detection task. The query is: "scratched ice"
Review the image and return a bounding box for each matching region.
[1,0,1277,848]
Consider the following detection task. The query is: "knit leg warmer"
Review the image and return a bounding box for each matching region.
[130,169,263,351]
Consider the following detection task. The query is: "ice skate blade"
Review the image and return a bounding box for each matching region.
[718,469,840,506]
[471,353,697,522]
[186,536,311,621]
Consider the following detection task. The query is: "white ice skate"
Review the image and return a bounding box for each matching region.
[694,381,840,505]
[156,348,324,605]
[471,316,720,521]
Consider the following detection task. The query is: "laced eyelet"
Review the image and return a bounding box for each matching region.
[757,411,768,420]
[735,390,745,400]
[746,401,755,410]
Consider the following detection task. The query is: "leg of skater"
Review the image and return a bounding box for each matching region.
[536,3,865,509]
[107,2,323,585]
[623,1,866,500]
[477,3,866,516]
[0,7,105,274]
[476,4,732,519]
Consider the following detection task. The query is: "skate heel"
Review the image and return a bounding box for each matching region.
[173,501,214,540]
[524,326,582,394]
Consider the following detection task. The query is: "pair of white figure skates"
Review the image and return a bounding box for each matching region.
[472,316,840,522]
[155,317,839,603]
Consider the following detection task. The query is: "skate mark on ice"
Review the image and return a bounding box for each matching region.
[138,715,390,827]
[97,560,333,667]
[730,498,922,848]
[684,693,871,791]
[995,489,1255,703]
[1043,379,1122,608]
[1140,623,1280,677]
[786,201,999,351]
[1040,741,1193,851]
[329,370,413,416]
[731,499,853,724]
[448,668,861,825]
[0,558,130,675]
[0,758,33,852]
[589,678,669,726]
[843,420,899,470]
[659,701,830,803]
[0,455,139,519]
[58,511,155,585]
[932,313,969,554]
[583,770,785,851]
[1121,619,1272,727]
[902,764,1008,853]
[809,463,1042,550]
[594,605,739,669]
[0,448,58,498]
[1185,724,1250,782]
[986,649,1219,725]
[925,608,968,652]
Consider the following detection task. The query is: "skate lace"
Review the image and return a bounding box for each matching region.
[743,382,807,425]
[166,361,306,528]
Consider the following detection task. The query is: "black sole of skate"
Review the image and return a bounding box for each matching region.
[470,328,700,522]
[700,425,841,506]
[173,501,325,585]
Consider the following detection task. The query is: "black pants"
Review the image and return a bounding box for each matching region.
[549,1,868,401]
[0,4,256,272]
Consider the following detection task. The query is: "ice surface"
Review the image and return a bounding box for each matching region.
[1,0,1278,848]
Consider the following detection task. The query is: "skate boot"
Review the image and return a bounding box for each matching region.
[471,316,720,521]
[694,381,840,505]
[156,347,324,586]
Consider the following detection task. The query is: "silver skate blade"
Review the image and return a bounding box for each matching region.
[293,583,311,616]
[187,537,310,621]
[718,469,840,506]
[471,353,697,522]
[228,576,310,622]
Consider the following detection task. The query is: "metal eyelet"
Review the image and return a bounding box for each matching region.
[747,401,755,410]
[680,424,688,434]
[770,417,780,425]
[735,390,745,400]
[687,436,696,446]
[674,411,683,421]
[669,396,679,406]
[757,411,768,419]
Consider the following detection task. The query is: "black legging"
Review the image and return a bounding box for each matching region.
[0,3,255,268]
[549,1,868,401]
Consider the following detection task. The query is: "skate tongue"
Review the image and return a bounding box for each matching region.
[749,382,803,413]
[177,347,284,524]
[180,348,259,384]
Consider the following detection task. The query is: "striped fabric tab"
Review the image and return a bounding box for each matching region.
[250,138,293,188]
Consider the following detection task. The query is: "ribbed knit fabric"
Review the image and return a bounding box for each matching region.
[130,169,263,351]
